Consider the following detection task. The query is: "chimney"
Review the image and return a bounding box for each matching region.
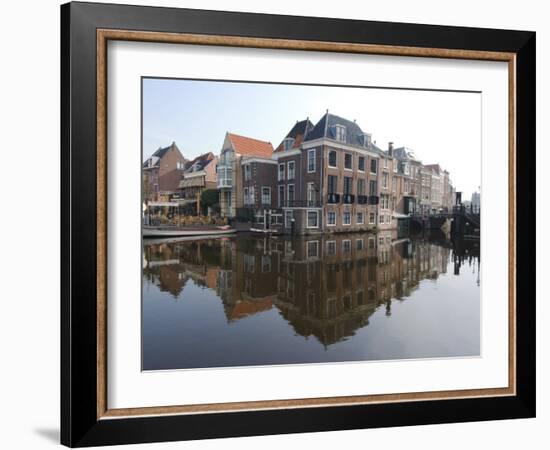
[388,142,394,157]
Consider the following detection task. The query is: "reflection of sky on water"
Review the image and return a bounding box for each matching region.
[142,233,480,370]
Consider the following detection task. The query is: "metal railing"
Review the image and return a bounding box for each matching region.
[368,195,379,205]
[327,193,340,204]
[343,194,355,204]
[325,194,379,205]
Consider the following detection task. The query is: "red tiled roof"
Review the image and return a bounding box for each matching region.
[230,298,273,321]
[228,133,274,158]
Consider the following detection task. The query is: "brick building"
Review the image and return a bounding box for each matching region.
[142,142,187,203]
[214,112,455,234]
[217,132,275,218]
[272,113,383,234]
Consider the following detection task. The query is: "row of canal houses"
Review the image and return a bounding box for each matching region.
[216,112,455,234]
[143,111,455,234]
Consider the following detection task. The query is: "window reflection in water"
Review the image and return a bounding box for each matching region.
[142,232,480,370]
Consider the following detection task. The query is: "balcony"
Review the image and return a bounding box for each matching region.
[343,194,355,204]
[327,193,340,204]
[357,195,368,205]
[369,195,380,205]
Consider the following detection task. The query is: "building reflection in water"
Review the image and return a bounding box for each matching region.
[143,231,480,348]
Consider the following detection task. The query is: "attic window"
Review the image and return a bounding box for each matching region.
[361,133,372,147]
[334,125,346,142]
[283,138,295,151]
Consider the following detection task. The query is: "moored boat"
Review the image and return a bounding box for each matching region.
[143,226,236,238]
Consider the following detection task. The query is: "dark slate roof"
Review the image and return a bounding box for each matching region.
[275,118,315,151]
[152,145,172,159]
[392,147,418,161]
[304,112,384,153]
[143,142,182,168]
[184,152,215,173]
[286,119,314,140]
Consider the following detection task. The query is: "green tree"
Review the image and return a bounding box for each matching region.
[200,189,219,210]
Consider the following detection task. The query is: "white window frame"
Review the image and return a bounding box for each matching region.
[327,211,336,226]
[382,172,389,189]
[343,211,351,226]
[307,149,316,173]
[284,210,293,228]
[287,184,295,202]
[358,156,365,172]
[356,238,364,250]
[287,161,295,180]
[344,152,353,171]
[307,182,316,204]
[380,214,385,224]
[357,212,364,224]
[306,210,319,229]
[334,124,347,142]
[307,240,319,258]
[278,185,284,207]
[342,239,351,252]
[357,178,365,196]
[369,212,376,224]
[328,150,337,168]
[326,240,336,255]
[283,137,295,151]
[243,187,249,205]
[370,158,377,174]
[278,163,285,181]
[244,163,251,181]
[261,186,271,205]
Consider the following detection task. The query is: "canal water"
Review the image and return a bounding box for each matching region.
[142,232,480,370]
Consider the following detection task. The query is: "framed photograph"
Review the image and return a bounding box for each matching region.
[61,1,535,447]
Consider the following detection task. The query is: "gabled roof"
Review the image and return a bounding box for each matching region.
[227,133,274,158]
[275,119,315,152]
[184,152,215,173]
[143,142,185,168]
[152,145,172,159]
[304,112,384,153]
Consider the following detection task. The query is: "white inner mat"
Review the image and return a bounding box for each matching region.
[107,40,509,409]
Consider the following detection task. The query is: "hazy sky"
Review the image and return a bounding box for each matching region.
[143,78,481,199]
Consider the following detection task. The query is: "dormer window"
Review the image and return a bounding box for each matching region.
[334,125,346,142]
[360,133,372,147]
[283,137,295,151]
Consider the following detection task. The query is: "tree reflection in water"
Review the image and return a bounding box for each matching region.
[142,231,480,369]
